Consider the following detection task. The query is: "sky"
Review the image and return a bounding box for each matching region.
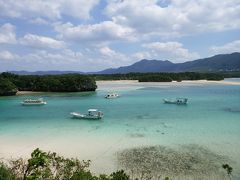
[0,0,240,72]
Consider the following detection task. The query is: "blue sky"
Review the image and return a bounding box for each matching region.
[0,0,240,72]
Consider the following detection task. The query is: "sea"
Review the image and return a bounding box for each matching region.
[0,79,240,179]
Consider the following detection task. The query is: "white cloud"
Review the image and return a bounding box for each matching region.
[0,23,16,44]
[0,0,60,20]
[105,0,240,38]
[20,34,66,49]
[22,49,82,64]
[60,0,99,20]
[55,21,135,44]
[1,49,84,71]
[132,51,151,60]
[0,50,18,60]
[210,40,240,54]
[29,18,49,25]
[0,0,99,20]
[0,46,131,71]
[98,46,130,67]
[141,41,200,62]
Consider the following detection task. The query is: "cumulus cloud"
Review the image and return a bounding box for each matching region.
[54,21,135,44]
[105,0,240,38]
[0,49,84,71]
[60,0,100,20]
[0,47,129,71]
[0,23,16,44]
[29,18,50,25]
[210,40,240,54]
[0,0,99,20]
[132,51,152,60]
[0,0,60,20]
[20,34,66,49]
[0,50,18,60]
[99,46,130,67]
[140,41,200,62]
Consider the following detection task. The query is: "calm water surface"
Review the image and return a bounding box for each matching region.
[0,79,240,176]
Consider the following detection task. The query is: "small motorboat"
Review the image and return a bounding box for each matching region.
[21,98,47,106]
[70,109,103,120]
[163,98,188,105]
[105,92,119,99]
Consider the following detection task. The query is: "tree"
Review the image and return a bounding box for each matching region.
[0,78,18,96]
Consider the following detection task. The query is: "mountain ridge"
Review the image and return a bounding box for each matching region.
[6,52,240,75]
[97,52,240,74]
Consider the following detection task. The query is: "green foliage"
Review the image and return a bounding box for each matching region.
[14,74,97,92]
[70,170,99,180]
[110,170,130,180]
[10,148,91,180]
[164,177,172,180]
[0,163,15,180]
[222,164,233,176]
[138,75,172,82]
[0,77,17,96]
[0,73,97,96]
[2,148,131,180]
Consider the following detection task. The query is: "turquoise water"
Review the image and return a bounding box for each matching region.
[0,79,240,176]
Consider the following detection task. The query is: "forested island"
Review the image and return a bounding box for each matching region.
[0,73,97,96]
[0,72,225,96]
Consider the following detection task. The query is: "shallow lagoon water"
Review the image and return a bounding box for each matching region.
[0,79,240,178]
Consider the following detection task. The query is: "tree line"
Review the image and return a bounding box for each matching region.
[92,72,224,82]
[0,73,97,96]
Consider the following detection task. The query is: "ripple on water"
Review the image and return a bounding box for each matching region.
[223,107,240,113]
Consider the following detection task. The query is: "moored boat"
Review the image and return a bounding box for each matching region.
[21,98,47,105]
[163,98,188,105]
[70,109,103,120]
[105,92,119,99]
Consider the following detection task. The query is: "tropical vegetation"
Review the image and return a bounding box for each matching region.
[0,148,130,180]
[0,73,97,96]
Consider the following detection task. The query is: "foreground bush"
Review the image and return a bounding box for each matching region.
[0,163,15,180]
[0,148,129,180]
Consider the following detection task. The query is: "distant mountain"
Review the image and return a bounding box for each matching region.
[8,52,240,75]
[9,71,83,75]
[98,52,240,74]
[98,60,175,74]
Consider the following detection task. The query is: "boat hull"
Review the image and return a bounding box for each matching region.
[70,112,103,120]
[105,95,119,99]
[21,102,47,106]
[163,99,187,105]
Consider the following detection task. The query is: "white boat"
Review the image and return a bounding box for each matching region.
[21,98,47,106]
[105,93,119,99]
[70,109,103,120]
[163,98,188,105]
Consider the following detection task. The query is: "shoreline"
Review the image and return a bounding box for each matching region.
[13,80,240,96]
[16,91,45,95]
[14,79,240,95]
[97,79,240,86]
